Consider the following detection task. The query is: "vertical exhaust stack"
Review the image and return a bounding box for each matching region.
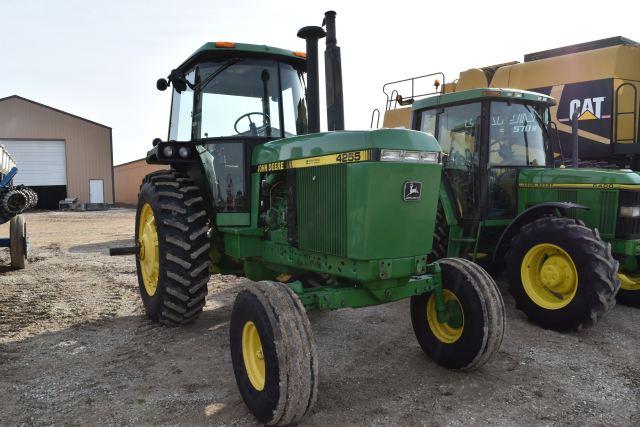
[323,11,345,131]
[297,26,326,134]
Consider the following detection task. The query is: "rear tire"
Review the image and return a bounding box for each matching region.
[135,170,211,326]
[506,217,619,331]
[9,214,27,270]
[230,280,318,426]
[411,258,505,370]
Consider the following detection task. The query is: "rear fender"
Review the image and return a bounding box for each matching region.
[491,202,589,263]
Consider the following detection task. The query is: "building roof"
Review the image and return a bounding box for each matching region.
[114,157,148,168]
[0,95,111,130]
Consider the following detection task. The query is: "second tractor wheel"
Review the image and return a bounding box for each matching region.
[230,280,318,426]
[9,214,27,270]
[411,257,505,370]
[135,170,211,326]
[616,273,640,306]
[506,216,619,331]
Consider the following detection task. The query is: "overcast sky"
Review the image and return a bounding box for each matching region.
[2,0,638,165]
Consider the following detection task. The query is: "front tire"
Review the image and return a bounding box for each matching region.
[135,170,211,326]
[230,281,318,425]
[506,217,619,331]
[411,258,505,370]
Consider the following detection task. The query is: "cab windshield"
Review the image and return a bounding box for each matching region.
[489,101,548,167]
[168,58,307,140]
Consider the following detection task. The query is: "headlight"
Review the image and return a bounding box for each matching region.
[178,146,191,159]
[162,145,175,157]
[380,149,402,161]
[619,206,640,218]
[380,149,441,164]
[420,152,440,163]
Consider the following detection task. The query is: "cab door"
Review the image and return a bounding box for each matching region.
[420,102,482,222]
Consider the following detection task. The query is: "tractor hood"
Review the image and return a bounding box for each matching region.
[252,129,441,165]
[519,167,640,190]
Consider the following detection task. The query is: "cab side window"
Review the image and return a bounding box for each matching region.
[436,103,481,218]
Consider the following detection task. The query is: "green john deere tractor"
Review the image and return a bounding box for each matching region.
[120,12,505,425]
[382,83,640,331]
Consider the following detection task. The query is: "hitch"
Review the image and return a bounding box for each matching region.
[109,246,138,256]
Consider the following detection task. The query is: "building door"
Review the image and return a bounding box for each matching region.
[89,179,104,203]
[1,139,67,209]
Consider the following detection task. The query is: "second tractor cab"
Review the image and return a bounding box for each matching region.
[378,78,640,331]
[116,12,505,425]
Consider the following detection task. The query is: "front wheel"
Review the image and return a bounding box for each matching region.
[230,280,318,426]
[411,258,505,370]
[506,217,619,331]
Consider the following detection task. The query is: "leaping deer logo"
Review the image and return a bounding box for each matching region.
[404,181,422,201]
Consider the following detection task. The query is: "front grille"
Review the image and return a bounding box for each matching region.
[296,164,347,256]
[616,191,640,239]
[599,191,617,236]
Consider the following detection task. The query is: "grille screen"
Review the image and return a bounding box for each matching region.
[296,165,347,256]
[617,191,640,238]
[599,191,617,236]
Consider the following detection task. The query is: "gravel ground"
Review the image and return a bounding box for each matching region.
[0,209,638,425]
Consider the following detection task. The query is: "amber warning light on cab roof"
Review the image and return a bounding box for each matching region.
[214,41,236,48]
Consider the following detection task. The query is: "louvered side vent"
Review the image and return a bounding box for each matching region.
[556,189,578,203]
[296,164,347,256]
[599,191,617,236]
[556,190,578,218]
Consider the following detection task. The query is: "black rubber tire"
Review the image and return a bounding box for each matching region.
[506,217,619,331]
[230,280,318,426]
[616,286,640,306]
[411,258,505,370]
[9,214,27,270]
[135,170,211,326]
[427,202,449,263]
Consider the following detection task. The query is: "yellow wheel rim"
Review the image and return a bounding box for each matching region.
[426,289,464,344]
[242,321,266,391]
[521,243,578,310]
[138,203,159,296]
[618,272,640,291]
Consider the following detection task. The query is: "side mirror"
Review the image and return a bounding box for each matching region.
[169,69,187,93]
[156,78,169,91]
[152,138,162,147]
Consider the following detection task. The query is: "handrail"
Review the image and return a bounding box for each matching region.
[382,72,445,111]
[370,108,380,129]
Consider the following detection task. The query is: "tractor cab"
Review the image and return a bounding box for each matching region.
[153,43,309,218]
[412,88,556,222]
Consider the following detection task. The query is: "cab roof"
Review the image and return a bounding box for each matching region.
[411,88,556,111]
[177,42,307,72]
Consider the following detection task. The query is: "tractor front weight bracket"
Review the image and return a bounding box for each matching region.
[290,264,442,312]
[426,262,448,324]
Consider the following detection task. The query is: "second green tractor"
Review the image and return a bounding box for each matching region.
[381,81,640,331]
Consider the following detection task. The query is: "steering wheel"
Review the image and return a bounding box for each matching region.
[234,112,271,135]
